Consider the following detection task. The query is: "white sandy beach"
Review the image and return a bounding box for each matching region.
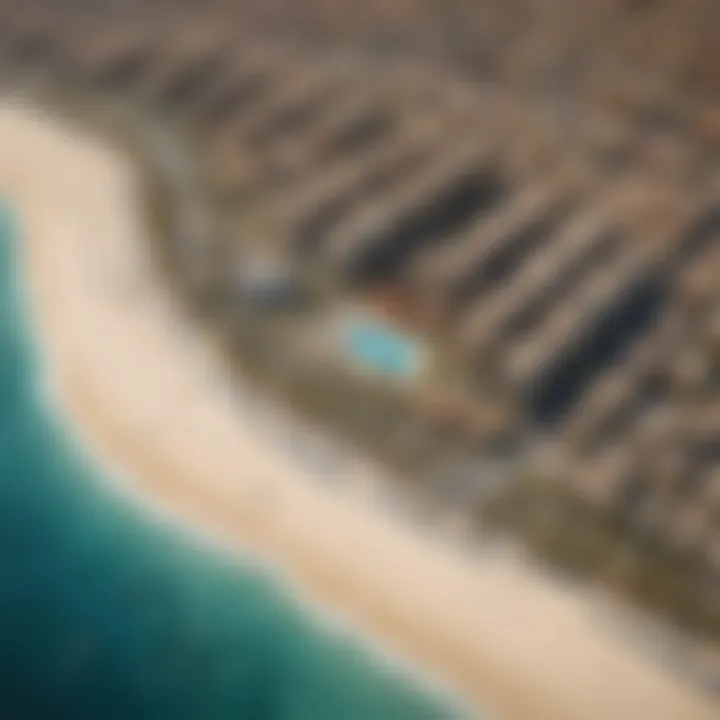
[0,99,717,719]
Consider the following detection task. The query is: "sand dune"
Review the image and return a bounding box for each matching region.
[1,100,717,719]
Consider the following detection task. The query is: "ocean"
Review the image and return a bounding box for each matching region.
[0,207,461,719]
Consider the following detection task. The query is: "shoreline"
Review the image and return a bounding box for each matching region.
[2,99,718,719]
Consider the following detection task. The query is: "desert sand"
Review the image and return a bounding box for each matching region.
[0,99,717,720]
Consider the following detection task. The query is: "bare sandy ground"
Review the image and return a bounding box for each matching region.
[0,100,717,720]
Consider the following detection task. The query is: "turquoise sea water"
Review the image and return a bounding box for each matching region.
[0,209,461,719]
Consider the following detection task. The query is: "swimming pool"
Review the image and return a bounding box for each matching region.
[343,319,425,379]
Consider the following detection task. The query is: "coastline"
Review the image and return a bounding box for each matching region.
[1,99,717,719]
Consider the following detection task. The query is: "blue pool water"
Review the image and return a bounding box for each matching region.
[344,320,423,378]
[0,208,461,719]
